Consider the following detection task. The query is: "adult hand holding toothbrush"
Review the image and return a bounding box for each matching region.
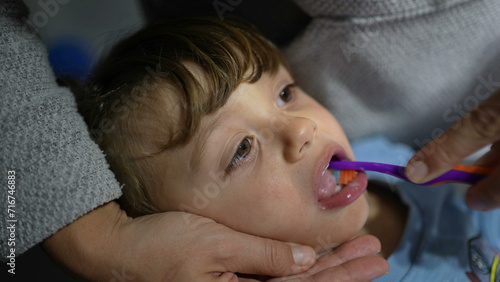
[406,90,500,211]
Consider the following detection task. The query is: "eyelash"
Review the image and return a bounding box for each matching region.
[225,137,254,174]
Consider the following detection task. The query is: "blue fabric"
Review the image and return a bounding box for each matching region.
[351,136,500,282]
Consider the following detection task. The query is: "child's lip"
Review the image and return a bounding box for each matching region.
[317,171,367,209]
[313,144,349,201]
[312,144,368,209]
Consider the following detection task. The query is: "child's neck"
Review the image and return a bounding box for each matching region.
[360,184,408,258]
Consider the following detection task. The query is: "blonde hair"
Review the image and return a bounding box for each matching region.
[79,16,289,216]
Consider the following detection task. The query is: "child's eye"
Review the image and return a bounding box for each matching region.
[225,137,253,174]
[277,84,296,107]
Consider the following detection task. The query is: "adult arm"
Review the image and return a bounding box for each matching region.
[44,202,388,281]
[0,0,122,257]
[43,202,315,281]
[406,90,500,211]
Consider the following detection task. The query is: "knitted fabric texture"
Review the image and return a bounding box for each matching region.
[0,0,121,257]
[285,0,500,145]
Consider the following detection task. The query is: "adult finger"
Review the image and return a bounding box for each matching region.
[275,254,388,282]
[310,234,382,272]
[406,91,500,183]
[312,256,389,282]
[311,235,388,281]
[465,142,500,210]
[473,141,500,167]
[465,163,500,211]
[218,231,316,276]
[272,235,388,282]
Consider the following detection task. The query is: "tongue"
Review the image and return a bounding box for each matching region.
[318,170,338,201]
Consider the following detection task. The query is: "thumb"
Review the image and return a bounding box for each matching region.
[406,91,500,183]
[222,232,316,276]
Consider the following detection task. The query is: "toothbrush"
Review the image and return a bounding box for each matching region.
[329,161,492,186]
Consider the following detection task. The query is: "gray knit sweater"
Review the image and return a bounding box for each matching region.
[0,0,121,257]
[285,0,500,146]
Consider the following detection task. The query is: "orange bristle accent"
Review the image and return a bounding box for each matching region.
[453,164,493,175]
[339,170,358,185]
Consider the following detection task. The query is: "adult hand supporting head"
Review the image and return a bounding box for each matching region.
[42,201,387,281]
[406,90,500,211]
[270,235,389,282]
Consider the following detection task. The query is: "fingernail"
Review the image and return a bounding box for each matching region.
[292,246,315,266]
[407,161,428,182]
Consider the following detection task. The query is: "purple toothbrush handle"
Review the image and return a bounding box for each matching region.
[328,161,486,186]
[423,169,485,185]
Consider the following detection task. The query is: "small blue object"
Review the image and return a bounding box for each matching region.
[48,38,91,82]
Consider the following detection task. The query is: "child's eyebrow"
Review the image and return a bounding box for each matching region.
[189,113,224,171]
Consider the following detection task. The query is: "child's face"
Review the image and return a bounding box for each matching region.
[151,66,369,251]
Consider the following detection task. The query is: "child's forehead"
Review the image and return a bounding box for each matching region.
[188,66,291,140]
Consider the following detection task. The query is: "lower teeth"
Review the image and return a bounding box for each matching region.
[334,184,342,194]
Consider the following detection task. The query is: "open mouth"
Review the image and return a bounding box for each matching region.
[316,154,367,210]
[317,155,348,200]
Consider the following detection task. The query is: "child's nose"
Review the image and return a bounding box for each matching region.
[282,116,316,163]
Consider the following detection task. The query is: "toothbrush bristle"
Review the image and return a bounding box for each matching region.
[339,170,358,185]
